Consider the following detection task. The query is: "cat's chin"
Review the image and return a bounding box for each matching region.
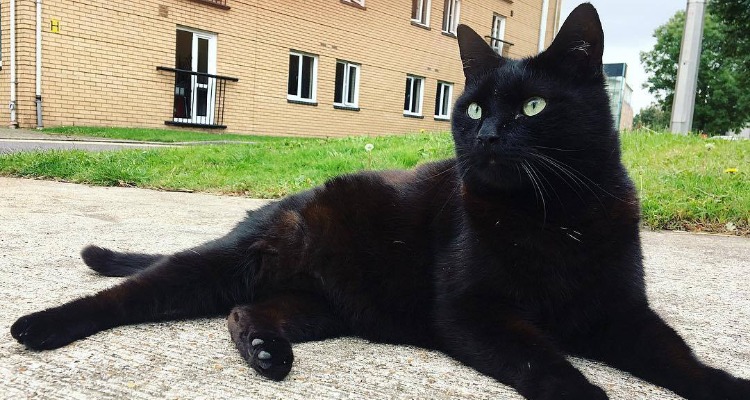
[462,164,527,195]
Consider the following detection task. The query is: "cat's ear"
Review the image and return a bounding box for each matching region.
[539,3,604,78]
[457,24,503,80]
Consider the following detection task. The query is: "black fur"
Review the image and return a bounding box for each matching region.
[10,4,749,399]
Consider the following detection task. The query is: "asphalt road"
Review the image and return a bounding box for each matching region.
[1,177,749,399]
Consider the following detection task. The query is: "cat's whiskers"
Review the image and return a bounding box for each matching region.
[530,152,603,206]
[530,152,634,205]
[520,161,547,225]
[527,153,590,203]
[435,161,472,218]
[531,145,584,153]
[416,160,464,183]
[526,160,565,217]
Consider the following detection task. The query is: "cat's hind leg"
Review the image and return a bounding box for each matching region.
[228,292,348,381]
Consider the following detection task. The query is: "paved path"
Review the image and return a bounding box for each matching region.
[1,177,749,399]
[0,128,177,154]
[0,138,177,154]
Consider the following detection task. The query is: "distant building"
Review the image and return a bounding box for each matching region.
[0,0,562,137]
[604,63,633,131]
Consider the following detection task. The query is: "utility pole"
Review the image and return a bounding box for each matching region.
[671,0,706,134]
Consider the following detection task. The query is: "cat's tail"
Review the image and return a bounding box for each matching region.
[81,245,164,277]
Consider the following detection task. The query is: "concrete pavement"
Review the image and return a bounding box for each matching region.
[0,128,178,154]
[1,177,749,399]
[0,128,255,154]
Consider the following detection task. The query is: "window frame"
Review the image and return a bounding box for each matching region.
[334,60,361,109]
[491,14,507,54]
[411,0,431,27]
[434,81,453,120]
[287,51,319,104]
[442,0,461,35]
[404,75,425,117]
[342,0,365,8]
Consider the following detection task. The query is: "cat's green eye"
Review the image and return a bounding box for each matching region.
[467,103,482,120]
[522,97,547,116]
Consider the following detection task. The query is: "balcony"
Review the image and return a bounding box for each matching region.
[485,36,514,58]
[156,66,239,129]
[186,0,230,10]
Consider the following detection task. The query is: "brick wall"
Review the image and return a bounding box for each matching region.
[0,0,560,137]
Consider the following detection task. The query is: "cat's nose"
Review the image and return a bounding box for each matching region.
[477,135,498,146]
[476,124,500,146]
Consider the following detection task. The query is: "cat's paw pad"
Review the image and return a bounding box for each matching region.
[241,334,293,381]
[10,309,94,350]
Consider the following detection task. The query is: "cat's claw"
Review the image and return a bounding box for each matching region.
[238,333,293,381]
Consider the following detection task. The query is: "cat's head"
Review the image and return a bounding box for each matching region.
[452,3,619,196]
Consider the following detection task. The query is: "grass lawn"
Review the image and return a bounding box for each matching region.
[2,128,748,235]
[620,131,749,234]
[43,126,289,143]
[1,132,454,198]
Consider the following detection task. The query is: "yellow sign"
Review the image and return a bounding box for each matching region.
[51,19,60,33]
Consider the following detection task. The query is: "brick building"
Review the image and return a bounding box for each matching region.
[0,0,561,137]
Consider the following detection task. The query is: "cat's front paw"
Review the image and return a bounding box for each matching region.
[693,369,750,400]
[11,309,96,350]
[525,376,608,400]
[540,382,608,400]
[236,332,294,381]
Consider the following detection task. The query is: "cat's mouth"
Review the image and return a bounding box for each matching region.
[473,147,520,168]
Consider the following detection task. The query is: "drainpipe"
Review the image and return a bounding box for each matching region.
[9,0,17,128]
[538,0,550,53]
[35,0,44,128]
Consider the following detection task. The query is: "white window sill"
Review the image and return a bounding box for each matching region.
[403,112,424,119]
[434,116,450,121]
[410,20,430,30]
[334,104,360,111]
[287,97,318,106]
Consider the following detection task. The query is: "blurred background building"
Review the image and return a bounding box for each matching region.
[604,63,633,131]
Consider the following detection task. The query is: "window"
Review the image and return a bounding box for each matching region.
[442,0,461,35]
[288,52,318,103]
[435,82,453,119]
[404,75,425,116]
[173,28,218,124]
[342,0,365,7]
[411,0,431,26]
[334,61,360,108]
[491,14,507,54]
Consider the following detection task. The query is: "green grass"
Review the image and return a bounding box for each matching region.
[3,128,749,234]
[0,133,454,198]
[43,126,291,143]
[620,130,750,235]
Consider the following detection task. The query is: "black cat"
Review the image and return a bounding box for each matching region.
[10,4,749,399]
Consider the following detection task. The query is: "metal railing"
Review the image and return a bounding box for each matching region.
[189,0,228,7]
[156,66,239,129]
[485,36,514,58]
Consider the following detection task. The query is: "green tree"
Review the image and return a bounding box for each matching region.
[709,0,750,63]
[640,10,750,135]
[634,104,670,130]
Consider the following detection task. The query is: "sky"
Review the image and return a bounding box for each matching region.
[559,0,687,114]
